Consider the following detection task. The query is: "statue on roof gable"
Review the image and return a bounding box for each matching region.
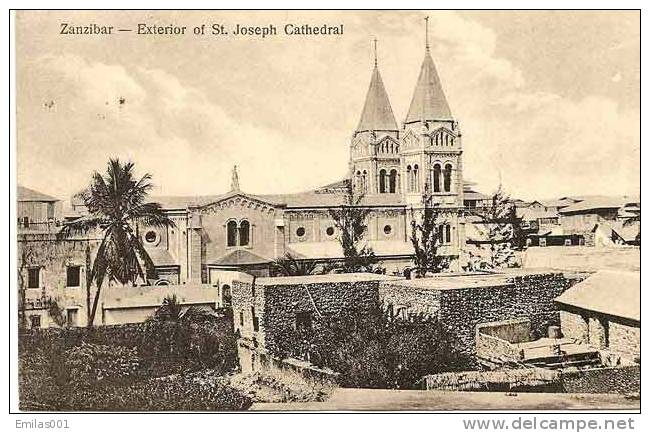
[231,165,240,192]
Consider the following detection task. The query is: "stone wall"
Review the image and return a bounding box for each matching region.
[608,320,640,357]
[475,318,531,362]
[559,310,589,343]
[231,274,394,365]
[378,284,441,318]
[381,273,579,362]
[588,317,608,349]
[560,365,640,395]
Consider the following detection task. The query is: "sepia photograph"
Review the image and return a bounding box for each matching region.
[9,8,642,417]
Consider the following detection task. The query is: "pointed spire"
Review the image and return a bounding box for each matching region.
[230,165,240,191]
[356,39,398,133]
[405,17,453,124]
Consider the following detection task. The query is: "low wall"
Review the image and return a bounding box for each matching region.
[560,365,640,395]
[381,272,580,363]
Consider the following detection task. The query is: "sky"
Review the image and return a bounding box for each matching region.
[15,10,640,202]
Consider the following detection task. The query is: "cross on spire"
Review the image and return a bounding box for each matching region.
[373,37,378,67]
[425,16,430,52]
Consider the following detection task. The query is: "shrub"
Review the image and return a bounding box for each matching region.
[65,342,141,386]
[66,371,252,411]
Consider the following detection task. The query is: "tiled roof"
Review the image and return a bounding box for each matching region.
[17,185,58,202]
[405,50,452,123]
[356,66,398,132]
[555,270,639,322]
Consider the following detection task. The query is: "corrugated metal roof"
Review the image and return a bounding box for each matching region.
[555,270,639,322]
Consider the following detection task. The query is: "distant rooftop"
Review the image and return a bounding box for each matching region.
[559,195,639,215]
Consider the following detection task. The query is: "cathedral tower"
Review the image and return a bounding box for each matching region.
[399,17,466,269]
[400,18,464,209]
[350,40,401,195]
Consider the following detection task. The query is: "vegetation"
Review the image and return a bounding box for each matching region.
[59,158,175,327]
[18,312,243,411]
[409,200,450,277]
[466,184,523,270]
[274,302,470,389]
[152,294,183,322]
[271,253,319,276]
[327,180,381,273]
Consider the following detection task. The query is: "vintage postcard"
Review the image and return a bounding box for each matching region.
[11,9,641,416]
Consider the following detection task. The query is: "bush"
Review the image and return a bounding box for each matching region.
[274,302,471,389]
[65,371,252,411]
[18,316,242,411]
[65,342,141,386]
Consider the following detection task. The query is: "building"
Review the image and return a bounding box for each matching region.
[231,273,394,374]
[555,270,640,362]
[17,185,59,231]
[558,195,639,242]
[519,195,640,247]
[68,29,468,286]
[230,269,581,374]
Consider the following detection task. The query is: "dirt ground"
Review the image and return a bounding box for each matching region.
[251,388,640,411]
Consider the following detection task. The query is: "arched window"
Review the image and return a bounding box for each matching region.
[444,164,452,192]
[355,170,361,191]
[362,170,368,193]
[413,165,419,192]
[433,164,441,193]
[379,169,387,193]
[406,165,412,192]
[227,220,237,246]
[239,220,250,246]
[445,224,451,244]
[389,169,397,193]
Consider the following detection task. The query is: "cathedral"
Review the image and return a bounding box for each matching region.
[134,30,467,285]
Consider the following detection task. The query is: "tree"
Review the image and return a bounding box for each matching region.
[327,179,380,273]
[271,253,319,276]
[273,301,467,389]
[466,184,521,270]
[59,158,175,327]
[409,199,450,278]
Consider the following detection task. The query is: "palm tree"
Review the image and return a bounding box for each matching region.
[271,253,319,276]
[60,158,174,326]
